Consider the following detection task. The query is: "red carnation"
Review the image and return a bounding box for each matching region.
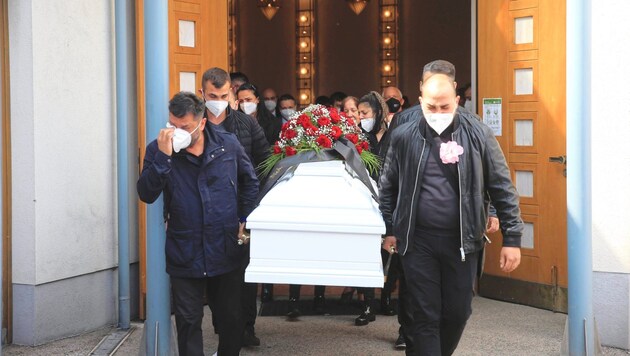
[285,146,297,156]
[298,114,311,127]
[330,109,341,123]
[317,117,331,127]
[304,123,318,136]
[361,141,370,151]
[330,126,342,140]
[284,129,297,139]
[356,144,363,154]
[345,133,359,144]
[346,117,355,126]
[281,122,290,131]
[316,135,332,148]
[273,145,282,154]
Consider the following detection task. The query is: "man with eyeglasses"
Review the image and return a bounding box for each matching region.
[137,91,259,356]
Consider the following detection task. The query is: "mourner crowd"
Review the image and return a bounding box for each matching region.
[137,60,524,356]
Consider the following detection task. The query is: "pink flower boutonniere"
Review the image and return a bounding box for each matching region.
[440,141,464,164]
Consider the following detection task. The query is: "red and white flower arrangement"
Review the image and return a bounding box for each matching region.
[260,104,380,175]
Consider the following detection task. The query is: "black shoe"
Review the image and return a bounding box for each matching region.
[313,295,326,314]
[338,289,355,305]
[354,305,376,326]
[395,332,406,350]
[287,298,301,319]
[261,285,273,303]
[243,329,261,347]
[380,295,396,316]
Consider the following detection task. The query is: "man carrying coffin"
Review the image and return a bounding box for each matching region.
[137,92,259,356]
[379,60,523,356]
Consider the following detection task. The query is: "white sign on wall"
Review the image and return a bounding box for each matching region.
[482,98,502,136]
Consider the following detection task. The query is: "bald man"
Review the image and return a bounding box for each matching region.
[378,60,523,356]
[382,86,405,124]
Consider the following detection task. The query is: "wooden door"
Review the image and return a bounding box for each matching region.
[136,0,229,319]
[477,0,567,312]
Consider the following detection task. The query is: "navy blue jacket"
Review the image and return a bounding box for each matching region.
[137,124,259,278]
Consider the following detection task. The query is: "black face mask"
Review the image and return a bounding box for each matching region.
[386,98,401,113]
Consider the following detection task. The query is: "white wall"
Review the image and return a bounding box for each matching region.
[591,0,630,274]
[10,0,116,285]
[591,0,630,349]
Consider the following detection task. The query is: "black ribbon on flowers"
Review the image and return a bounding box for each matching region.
[255,138,378,206]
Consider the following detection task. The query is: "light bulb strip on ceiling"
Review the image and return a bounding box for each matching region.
[228,0,238,73]
[379,0,398,89]
[296,0,315,108]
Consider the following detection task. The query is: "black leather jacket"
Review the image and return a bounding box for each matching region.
[379,106,523,257]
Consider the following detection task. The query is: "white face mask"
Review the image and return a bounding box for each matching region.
[280,108,296,120]
[464,100,473,112]
[166,120,202,153]
[205,100,229,118]
[240,102,257,115]
[264,100,277,112]
[424,111,455,135]
[360,118,375,132]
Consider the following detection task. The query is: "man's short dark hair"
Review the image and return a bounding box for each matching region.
[202,67,230,90]
[229,71,249,84]
[169,92,205,120]
[330,91,347,103]
[278,94,296,103]
[422,60,456,82]
[315,95,333,107]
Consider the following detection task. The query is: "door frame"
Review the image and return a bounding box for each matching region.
[1,0,13,342]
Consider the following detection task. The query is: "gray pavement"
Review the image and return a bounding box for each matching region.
[5,297,630,355]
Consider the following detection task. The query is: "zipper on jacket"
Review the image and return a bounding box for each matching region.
[453,132,466,262]
[403,139,426,255]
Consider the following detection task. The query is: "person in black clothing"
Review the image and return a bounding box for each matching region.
[236,83,282,145]
[200,68,271,348]
[379,60,523,355]
[236,83,281,305]
[352,91,390,326]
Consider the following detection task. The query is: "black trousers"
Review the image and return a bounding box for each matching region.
[289,284,325,299]
[171,268,244,356]
[242,280,258,334]
[396,254,415,353]
[401,232,479,356]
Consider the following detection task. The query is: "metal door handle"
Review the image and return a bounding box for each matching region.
[549,155,567,164]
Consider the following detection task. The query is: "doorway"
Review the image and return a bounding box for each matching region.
[477,0,568,312]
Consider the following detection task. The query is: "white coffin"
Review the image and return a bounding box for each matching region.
[245,160,386,288]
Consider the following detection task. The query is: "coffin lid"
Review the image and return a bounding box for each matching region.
[247,160,385,234]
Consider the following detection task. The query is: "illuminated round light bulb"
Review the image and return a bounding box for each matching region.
[300,67,308,75]
[300,15,308,22]
[383,37,391,45]
[300,93,309,101]
[300,41,308,49]
[386,25,391,30]
[302,30,307,34]
[384,10,391,17]
[386,52,391,56]
[384,64,392,72]
[387,80,392,84]
[303,56,308,60]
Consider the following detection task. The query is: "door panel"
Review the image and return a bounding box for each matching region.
[478,0,567,311]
